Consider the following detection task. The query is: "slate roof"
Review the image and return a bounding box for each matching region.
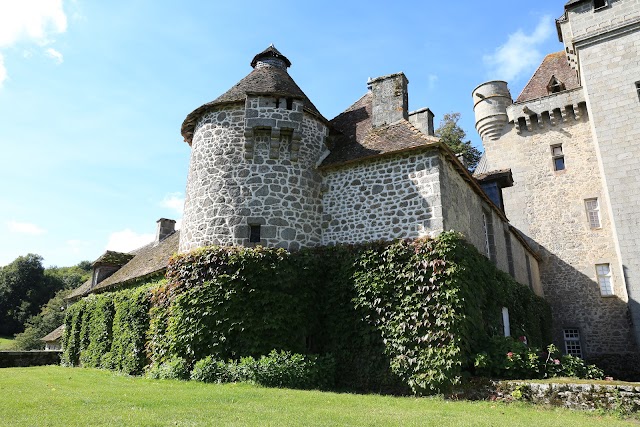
[92,250,134,267]
[66,231,180,300]
[41,325,64,342]
[181,47,326,144]
[320,92,439,168]
[516,51,579,103]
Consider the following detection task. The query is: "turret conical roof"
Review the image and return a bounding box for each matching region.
[181,45,325,144]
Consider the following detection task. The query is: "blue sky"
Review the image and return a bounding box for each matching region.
[0,0,566,267]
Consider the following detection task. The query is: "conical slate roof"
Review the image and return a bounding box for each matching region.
[181,45,325,144]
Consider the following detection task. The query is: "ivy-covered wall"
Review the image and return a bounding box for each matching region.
[62,232,551,394]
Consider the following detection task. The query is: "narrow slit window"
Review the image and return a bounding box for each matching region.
[552,144,565,171]
[286,98,293,110]
[563,329,583,357]
[636,82,640,102]
[249,225,261,243]
[525,255,533,290]
[482,210,496,263]
[585,198,601,229]
[596,263,614,296]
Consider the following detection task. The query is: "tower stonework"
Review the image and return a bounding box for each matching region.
[473,0,640,371]
[558,0,640,348]
[179,46,329,252]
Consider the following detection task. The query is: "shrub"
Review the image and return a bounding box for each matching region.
[473,338,604,380]
[147,357,190,380]
[189,351,335,390]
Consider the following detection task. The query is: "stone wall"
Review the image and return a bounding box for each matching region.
[480,103,634,356]
[321,149,442,244]
[496,380,640,412]
[0,351,61,368]
[565,5,640,350]
[180,100,328,252]
[439,154,542,293]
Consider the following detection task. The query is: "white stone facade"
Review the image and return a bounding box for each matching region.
[180,99,328,252]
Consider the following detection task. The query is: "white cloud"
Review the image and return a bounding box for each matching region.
[483,15,554,82]
[0,0,67,86]
[105,229,154,253]
[160,192,184,216]
[0,0,67,47]
[7,220,46,235]
[45,47,63,64]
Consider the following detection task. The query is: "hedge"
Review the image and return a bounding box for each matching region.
[62,232,552,394]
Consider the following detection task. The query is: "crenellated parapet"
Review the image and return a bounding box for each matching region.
[507,87,587,134]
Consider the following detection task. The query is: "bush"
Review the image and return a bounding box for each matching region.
[147,357,190,380]
[189,351,335,390]
[473,338,604,380]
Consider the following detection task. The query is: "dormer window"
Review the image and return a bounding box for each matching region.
[547,76,566,94]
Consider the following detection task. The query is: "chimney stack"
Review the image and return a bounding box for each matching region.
[368,72,409,127]
[156,218,176,245]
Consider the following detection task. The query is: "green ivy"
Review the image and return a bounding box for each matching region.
[63,232,552,395]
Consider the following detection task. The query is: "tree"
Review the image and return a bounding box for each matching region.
[14,289,70,350]
[435,112,482,171]
[0,256,91,336]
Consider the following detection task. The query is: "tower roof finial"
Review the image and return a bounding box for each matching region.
[250,44,291,69]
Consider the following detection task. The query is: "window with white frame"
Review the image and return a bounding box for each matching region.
[584,198,601,229]
[563,329,582,357]
[596,263,614,296]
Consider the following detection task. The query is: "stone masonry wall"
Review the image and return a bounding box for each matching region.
[481,107,634,356]
[439,154,542,293]
[573,12,640,352]
[320,149,443,244]
[179,99,327,252]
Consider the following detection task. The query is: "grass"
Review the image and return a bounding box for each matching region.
[0,336,16,350]
[0,366,638,426]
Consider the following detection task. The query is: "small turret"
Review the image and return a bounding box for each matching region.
[472,81,512,141]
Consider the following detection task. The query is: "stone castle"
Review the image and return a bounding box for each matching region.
[66,0,640,374]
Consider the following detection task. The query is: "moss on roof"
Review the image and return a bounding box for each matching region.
[92,250,135,267]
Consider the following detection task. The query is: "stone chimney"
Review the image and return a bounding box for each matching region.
[368,72,409,127]
[408,108,435,136]
[156,218,176,245]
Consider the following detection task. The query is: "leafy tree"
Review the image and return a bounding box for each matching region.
[0,255,91,336]
[435,112,482,171]
[14,289,70,350]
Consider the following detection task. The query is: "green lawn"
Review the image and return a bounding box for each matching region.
[0,336,15,350]
[0,366,636,427]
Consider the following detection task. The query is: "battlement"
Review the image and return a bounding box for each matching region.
[508,87,587,134]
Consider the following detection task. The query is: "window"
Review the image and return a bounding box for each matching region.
[482,210,496,262]
[636,82,640,102]
[504,231,515,277]
[249,225,261,243]
[547,76,565,94]
[525,255,533,291]
[596,263,614,296]
[585,198,601,229]
[563,329,583,357]
[594,0,607,10]
[551,144,565,171]
[502,307,511,337]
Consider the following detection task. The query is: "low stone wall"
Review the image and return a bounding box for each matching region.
[0,351,61,368]
[496,381,640,412]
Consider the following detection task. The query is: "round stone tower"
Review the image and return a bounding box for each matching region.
[472,81,512,141]
[179,46,329,252]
